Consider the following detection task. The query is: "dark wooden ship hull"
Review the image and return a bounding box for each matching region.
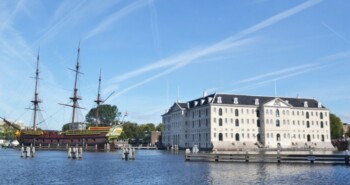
[19,130,114,150]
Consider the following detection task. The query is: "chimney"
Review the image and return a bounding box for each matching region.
[203,90,208,97]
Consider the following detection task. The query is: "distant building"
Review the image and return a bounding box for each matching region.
[162,93,334,150]
[150,131,161,146]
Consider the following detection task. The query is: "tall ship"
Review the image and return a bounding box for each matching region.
[1,46,123,150]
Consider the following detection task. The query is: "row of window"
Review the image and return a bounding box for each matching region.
[214,117,328,129]
[213,132,328,142]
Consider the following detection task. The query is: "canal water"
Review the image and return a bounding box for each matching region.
[0,148,349,185]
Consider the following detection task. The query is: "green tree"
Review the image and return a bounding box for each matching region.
[85,104,121,126]
[156,123,163,132]
[330,113,343,139]
[62,123,70,131]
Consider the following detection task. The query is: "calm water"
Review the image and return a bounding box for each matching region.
[0,148,349,185]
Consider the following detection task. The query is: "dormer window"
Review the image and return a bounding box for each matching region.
[304,101,308,108]
[217,96,222,104]
[255,98,259,105]
[318,102,322,108]
[233,97,238,104]
[285,100,289,104]
[200,99,205,105]
[208,97,213,103]
[194,101,198,107]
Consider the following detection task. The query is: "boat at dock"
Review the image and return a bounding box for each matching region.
[1,46,122,150]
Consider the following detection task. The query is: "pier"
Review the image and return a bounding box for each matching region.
[185,151,350,165]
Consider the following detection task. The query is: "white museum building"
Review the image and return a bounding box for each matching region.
[162,93,334,150]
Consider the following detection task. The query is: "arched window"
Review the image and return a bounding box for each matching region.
[219,118,223,126]
[219,133,223,141]
[320,112,323,119]
[219,108,223,116]
[277,134,281,141]
[257,133,260,142]
[276,119,280,127]
[321,135,325,142]
[306,112,309,119]
[320,121,324,128]
[307,134,311,142]
[307,121,310,128]
[257,119,260,127]
[235,133,240,141]
[276,109,280,117]
[235,119,239,127]
[235,109,239,117]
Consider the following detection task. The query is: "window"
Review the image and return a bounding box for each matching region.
[306,112,309,119]
[256,110,260,117]
[219,108,223,116]
[206,109,208,116]
[225,118,228,124]
[235,119,239,127]
[307,134,311,142]
[235,133,240,141]
[257,134,260,142]
[276,119,280,127]
[277,134,281,141]
[320,112,324,119]
[219,133,223,141]
[306,121,310,128]
[219,118,223,126]
[276,109,280,117]
[255,98,259,105]
[217,97,222,103]
[241,119,244,124]
[234,97,238,104]
[266,119,269,124]
[267,133,270,138]
[257,119,260,127]
[321,135,325,142]
[320,121,324,128]
[214,133,216,138]
[235,109,239,117]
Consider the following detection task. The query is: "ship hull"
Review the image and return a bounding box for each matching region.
[19,130,114,151]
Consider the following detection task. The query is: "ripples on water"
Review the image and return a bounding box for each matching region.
[0,148,349,185]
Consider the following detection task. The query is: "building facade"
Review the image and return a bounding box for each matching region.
[162,93,334,150]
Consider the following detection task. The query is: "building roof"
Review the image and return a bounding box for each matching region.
[163,93,326,115]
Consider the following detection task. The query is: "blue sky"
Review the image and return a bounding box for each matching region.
[0,0,349,130]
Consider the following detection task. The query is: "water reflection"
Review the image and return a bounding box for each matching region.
[0,148,349,185]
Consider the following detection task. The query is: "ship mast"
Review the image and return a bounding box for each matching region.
[60,45,84,130]
[94,70,103,126]
[70,45,82,130]
[31,50,42,131]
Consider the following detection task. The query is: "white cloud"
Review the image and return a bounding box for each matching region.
[84,0,151,39]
